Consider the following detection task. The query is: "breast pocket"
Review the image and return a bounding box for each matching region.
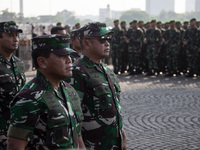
[93,85,113,110]
[47,108,70,144]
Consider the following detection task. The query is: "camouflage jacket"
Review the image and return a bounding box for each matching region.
[70,56,123,150]
[112,27,121,45]
[164,28,181,47]
[0,53,26,149]
[144,27,162,47]
[183,27,200,47]
[8,71,81,150]
[127,27,143,49]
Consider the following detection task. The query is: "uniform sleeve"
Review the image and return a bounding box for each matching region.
[7,96,41,141]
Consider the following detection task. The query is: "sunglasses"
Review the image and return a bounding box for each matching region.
[85,35,112,44]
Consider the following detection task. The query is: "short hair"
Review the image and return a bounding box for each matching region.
[51,26,65,34]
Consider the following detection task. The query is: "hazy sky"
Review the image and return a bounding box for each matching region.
[0,0,185,17]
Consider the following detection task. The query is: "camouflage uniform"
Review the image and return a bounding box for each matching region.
[144,27,162,74]
[71,56,123,150]
[119,27,128,73]
[127,27,143,74]
[111,27,121,74]
[183,27,200,75]
[70,51,81,63]
[8,71,81,149]
[0,21,26,150]
[164,28,181,75]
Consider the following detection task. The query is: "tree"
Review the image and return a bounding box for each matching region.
[0,9,17,22]
[120,10,151,23]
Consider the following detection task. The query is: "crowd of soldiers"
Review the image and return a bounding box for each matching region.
[111,18,200,77]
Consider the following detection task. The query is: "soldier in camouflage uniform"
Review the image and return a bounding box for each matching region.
[0,21,26,150]
[183,18,200,77]
[111,19,121,74]
[127,20,143,75]
[70,22,127,150]
[163,20,181,76]
[7,35,85,150]
[143,20,162,75]
[119,20,129,73]
[70,29,82,63]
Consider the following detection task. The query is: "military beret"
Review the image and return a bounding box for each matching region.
[132,20,138,23]
[32,34,74,55]
[0,21,23,33]
[190,18,196,22]
[114,19,119,23]
[120,20,126,24]
[151,19,157,23]
[78,22,114,40]
[170,20,175,23]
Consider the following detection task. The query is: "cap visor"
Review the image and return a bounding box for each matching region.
[9,28,23,33]
[52,48,75,56]
[99,27,114,36]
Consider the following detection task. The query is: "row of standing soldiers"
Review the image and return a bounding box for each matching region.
[111,18,200,77]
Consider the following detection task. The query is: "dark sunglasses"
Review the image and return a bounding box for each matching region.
[85,35,112,44]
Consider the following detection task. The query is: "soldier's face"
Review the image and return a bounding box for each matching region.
[83,34,111,60]
[44,53,73,79]
[0,32,19,53]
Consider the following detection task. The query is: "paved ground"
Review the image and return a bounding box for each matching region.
[25,71,200,150]
[118,73,200,150]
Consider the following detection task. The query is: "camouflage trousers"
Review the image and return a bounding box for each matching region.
[111,44,121,73]
[146,45,159,71]
[166,45,179,73]
[128,46,141,72]
[0,117,8,150]
[186,45,199,74]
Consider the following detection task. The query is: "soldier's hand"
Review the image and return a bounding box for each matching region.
[164,41,169,45]
[143,39,147,44]
[126,39,130,44]
[183,41,188,45]
[122,129,127,150]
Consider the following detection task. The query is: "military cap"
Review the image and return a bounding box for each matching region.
[190,18,196,22]
[78,22,114,40]
[32,34,74,55]
[157,21,162,24]
[120,20,126,24]
[65,24,71,29]
[138,20,144,23]
[70,29,79,38]
[183,21,189,24]
[114,19,119,23]
[176,21,181,24]
[0,21,22,34]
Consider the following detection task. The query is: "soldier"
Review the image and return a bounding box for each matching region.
[119,20,129,73]
[143,19,162,75]
[111,19,121,74]
[127,20,143,75]
[176,21,187,74]
[0,21,26,150]
[75,22,81,30]
[183,21,189,30]
[70,22,127,149]
[164,20,181,76]
[7,35,85,149]
[183,18,200,77]
[50,26,67,35]
[70,29,82,63]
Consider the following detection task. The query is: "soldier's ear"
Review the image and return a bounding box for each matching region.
[37,56,48,69]
[82,39,90,50]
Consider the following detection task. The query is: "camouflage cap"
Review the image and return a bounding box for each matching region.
[170,20,175,23]
[114,19,119,23]
[132,20,138,23]
[120,20,126,24]
[32,35,74,55]
[0,21,23,34]
[78,22,114,40]
[151,19,157,23]
[190,18,196,22]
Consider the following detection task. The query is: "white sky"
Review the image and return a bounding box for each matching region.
[0,0,185,17]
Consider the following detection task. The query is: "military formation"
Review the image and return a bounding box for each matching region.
[0,20,127,150]
[111,18,200,77]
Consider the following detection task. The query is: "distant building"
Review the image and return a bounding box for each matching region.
[185,0,195,12]
[146,0,175,16]
[195,0,200,11]
[99,5,112,21]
